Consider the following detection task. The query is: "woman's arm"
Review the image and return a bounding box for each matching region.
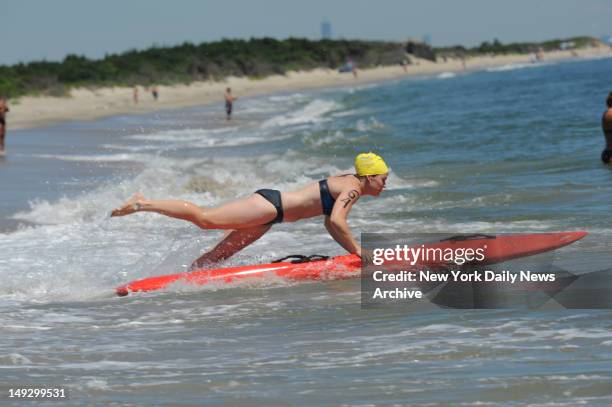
[324,185,362,255]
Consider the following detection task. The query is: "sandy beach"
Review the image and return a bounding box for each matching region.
[7,45,612,130]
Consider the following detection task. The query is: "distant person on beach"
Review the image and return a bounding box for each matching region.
[133,86,139,105]
[601,92,612,164]
[339,58,358,78]
[111,152,389,268]
[224,87,237,121]
[151,86,159,101]
[350,58,358,78]
[0,97,9,155]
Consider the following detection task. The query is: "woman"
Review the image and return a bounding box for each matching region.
[111,153,389,268]
[224,87,237,121]
[601,92,612,164]
[0,97,9,155]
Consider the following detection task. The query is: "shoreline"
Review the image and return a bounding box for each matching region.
[8,45,612,131]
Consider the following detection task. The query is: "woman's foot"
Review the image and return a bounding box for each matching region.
[111,193,146,217]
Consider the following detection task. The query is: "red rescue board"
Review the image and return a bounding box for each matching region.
[116,231,587,296]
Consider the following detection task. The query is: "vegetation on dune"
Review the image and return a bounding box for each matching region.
[436,36,601,57]
[0,36,604,98]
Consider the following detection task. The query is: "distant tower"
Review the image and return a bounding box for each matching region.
[321,20,332,39]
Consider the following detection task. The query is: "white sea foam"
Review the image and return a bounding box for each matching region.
[125,126,293,149]
[101,143,163,152]
[304,130,346,147]
[127,126,233,142]
[267,93,307,103]
[486,62,552,72]
[236,93,308,116]
[343,83,380,93]
[30,153,143,163]
[0,353,33,365]
[331,108,370,118]
[261,99,340,128]
[356,117,385,132]
[437,72,456,79]
[84,379,110,390]
[0,151,336,302]
[385,173,438,190]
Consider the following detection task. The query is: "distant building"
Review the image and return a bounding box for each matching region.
[601,35,612,45]
[321,20,332,39]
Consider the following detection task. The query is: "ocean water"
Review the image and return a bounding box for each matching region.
[2,57,612,406]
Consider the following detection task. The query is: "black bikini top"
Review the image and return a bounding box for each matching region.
[319,179,336,216]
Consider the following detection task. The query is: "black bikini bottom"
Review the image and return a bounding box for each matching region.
[255,189,284,224]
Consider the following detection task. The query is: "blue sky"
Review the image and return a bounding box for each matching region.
[2,0,611,65]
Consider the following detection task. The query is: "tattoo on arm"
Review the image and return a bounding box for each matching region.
[341,190,360,208]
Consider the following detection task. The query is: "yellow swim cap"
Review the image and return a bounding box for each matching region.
[354,152,389,176]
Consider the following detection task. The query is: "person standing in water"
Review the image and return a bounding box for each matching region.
[111,153,389,268]
[224,87,237,121]
[601,92,612,164]
[0,97,9,155]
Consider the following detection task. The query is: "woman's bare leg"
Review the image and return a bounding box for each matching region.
[110,193,211,227]
[191,225,272,268]
[111,193,278,229]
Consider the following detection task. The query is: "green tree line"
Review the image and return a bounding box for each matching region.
[0,36,603,98]
[436,36,601,57]
[0,38,404,98]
